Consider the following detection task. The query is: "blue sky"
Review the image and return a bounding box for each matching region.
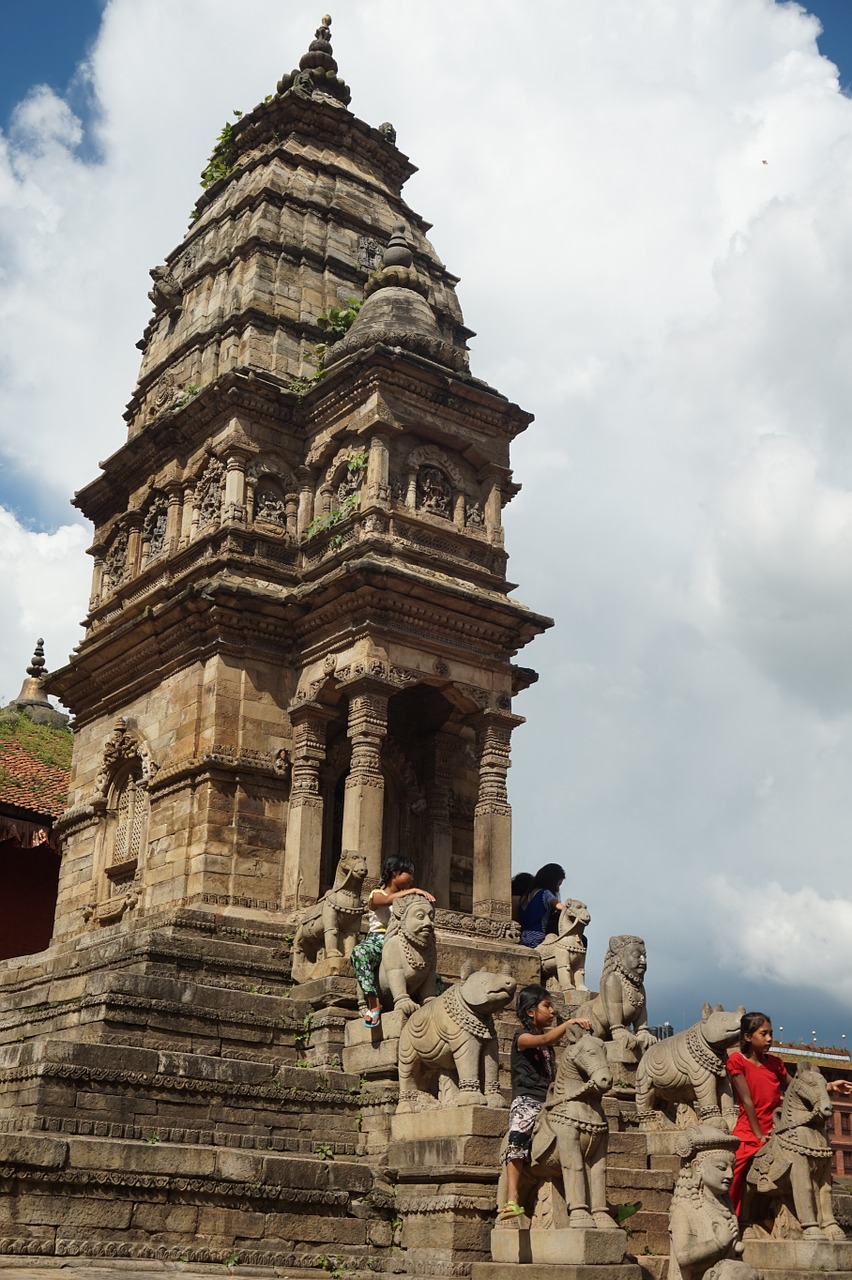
[2,1,852,1045]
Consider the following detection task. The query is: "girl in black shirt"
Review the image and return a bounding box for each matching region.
[498,985,592,1219]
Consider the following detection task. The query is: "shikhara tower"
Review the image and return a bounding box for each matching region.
[49,15,550,940]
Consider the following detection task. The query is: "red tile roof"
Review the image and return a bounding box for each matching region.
[0,737,70,820]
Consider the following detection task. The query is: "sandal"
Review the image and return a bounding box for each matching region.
[497,1201,525,1220]
[363,1009,381,1027]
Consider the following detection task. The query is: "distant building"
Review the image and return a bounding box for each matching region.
[773,1042,852,1180]
[0,640,71,960]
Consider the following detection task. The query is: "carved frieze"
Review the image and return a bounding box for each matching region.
[102,530,128,590]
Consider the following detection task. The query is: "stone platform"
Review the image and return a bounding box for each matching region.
[490,1225,628,1265]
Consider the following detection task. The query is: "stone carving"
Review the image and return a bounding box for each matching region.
[292,849,368,980]
[91,718,158,804]
[497,1030,616,1230]
[466,499,485,527]
[635,1003,744,1128]
[102,530,128,590]
[361,890,437,1017]
[357,234,384,272]
[396,967,516,1112]
[574,935,656,1060]
[142,495,168,560]
[147,265,183,314]
[254,480,288,528]
[746,1064,844,1240]
[195,457,225,529]
[537,899,590,993]
[417,465,453,517]
[378,121,397,145]
[669,1124,759,1280]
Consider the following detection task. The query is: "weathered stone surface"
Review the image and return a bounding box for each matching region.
[742,1238,852,1271]
[472,1264,642,1280]
[490,1226,628,1265]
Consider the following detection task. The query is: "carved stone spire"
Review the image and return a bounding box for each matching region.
[277,15,351,106]
[14,639,52,709]
[325,222,468,373]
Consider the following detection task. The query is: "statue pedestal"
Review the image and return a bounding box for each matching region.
[341,1008,405,1080]
[742,1238,852,1277]
[284,974,359,1068]
[490,1226,628,1265]
[473,1262,641,1280]
[389,1103,507,1168]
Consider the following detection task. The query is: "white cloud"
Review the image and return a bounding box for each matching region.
[1,0,851,1034]
[707,875,852,1002]
[0,508,89,705]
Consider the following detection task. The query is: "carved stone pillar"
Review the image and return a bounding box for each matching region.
[453,491,466,529]
[366,432,390,504]
[282,702,337,911]
[179,482,194,546]
[285,494,298,539]
[472,711,524,919]
[297,467,315,536]
[341,681,390,883]
[482,466,503,533]
[425,731,457,909]
[224,451,248,523]
[88,547,105,611]
[125,512,143,579]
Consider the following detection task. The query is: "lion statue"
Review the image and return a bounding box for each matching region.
[292,849,367,981]
[572,935,657,1062]
[356,890,437,1017]
[537,898,590,993]
[397,966,516,1112]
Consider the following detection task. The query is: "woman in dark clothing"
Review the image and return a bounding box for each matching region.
[517,863,565,948]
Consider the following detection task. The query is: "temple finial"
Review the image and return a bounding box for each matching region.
[14,639,52,710]
[277,14,351,106]
[363,222,426,298]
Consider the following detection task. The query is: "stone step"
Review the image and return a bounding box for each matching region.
[0,1039,363,1154]
[0,1131,390,1272]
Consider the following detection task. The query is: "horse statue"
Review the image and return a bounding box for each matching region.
[537,899,590,993]
[291,849,367,980]
[746,1064,844,1240]
[497,1031,618,1229]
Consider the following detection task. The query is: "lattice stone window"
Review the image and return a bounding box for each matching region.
[106,762,147,892]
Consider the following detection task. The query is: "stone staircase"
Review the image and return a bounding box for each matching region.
[0,909,396,1271]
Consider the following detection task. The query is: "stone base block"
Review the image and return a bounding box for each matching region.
[284,974,358,1008]
[391,1104,507,1143]
[742,1237,852,1273]
[473,1263,642,1280]
[490,1226,628,1265]
[389,1104,508,1167]
[342,1010,404,1078]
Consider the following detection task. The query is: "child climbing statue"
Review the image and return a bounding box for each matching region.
[350,855,434,1027]
[498,984,592,1220]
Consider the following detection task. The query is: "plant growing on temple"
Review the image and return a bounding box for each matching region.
[316,297,362,341]
[199,112,241,190]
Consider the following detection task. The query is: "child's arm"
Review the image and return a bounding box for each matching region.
[731,1074,765,1140]
[517,1017,592,1051]
[370,885,436,906]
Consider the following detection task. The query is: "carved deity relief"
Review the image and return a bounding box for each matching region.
[254,478,288,528]
[669,1125,758,1280]
[142,495,168,561]
[102,530,128,590]
[417,465,453,518]
[465,499,485,527]
[195,457,225,529]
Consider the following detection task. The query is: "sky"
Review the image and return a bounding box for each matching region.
[1,0,852,1045]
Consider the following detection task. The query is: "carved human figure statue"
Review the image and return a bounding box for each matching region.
[669,1125,761,1280]
[575,936,656,1060]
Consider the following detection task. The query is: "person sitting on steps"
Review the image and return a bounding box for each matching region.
[350,855,435,1027]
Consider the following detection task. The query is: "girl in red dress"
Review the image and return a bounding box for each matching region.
[726,1011,786,1219]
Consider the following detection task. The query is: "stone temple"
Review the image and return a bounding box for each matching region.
[0,15,552,1275]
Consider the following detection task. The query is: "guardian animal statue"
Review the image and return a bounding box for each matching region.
[496,1030,617,1230]
[635,1003,744,1128]
[396,967,516,1113]
[669,1124,761,1280]
[370,891,437,1017]
[746,1064,844,1240]
[537,899,590,993]
[291,849,367,980]
[574,936,656,1059]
